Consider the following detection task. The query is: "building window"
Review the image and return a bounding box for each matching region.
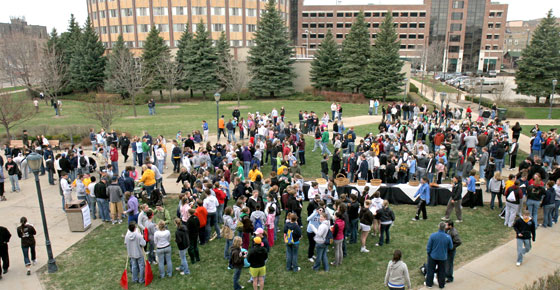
[399,34,406,39]
[246,8,256,17]
[301,33,307,39]
[344,12,351,17]
[392,12,398,17]
[450,23,462,32]
[318,13,325,17]
[137,8,149,16]
[336,34,343,38]
[109,26,119,34]
[418,34,424,39]
[121,8,133,17]
[310,44,316,49]
[451,12,463,20]
[302,12,309,17]
[419,22,425,28]
[326,23,333,28]
[99,11,106,18]
[318,23,325,28]
[336,12,343,17]
[496,12,503,17]
[409,23,417,28]
[409,34,416,39]
[230,8,241,16]
[302,23,308,28]
[310,13,317,17]
[372,23,379,28]
[493,45,499,50]
[450,34,460,42]
[103,42,108,48]
[138,41,144,48]
[246,40,255,47]
[336,23,343,28]
[486,34,492,39]
[153,7,168,16]
[192,7,207,15]
[494,34,500,39]
[212,7,225,16]
[373,12,380,17]
[173,7,188,15]
[489,12,495,17]
[123,25,134,33]
[514,40,518,45]
[408,45,415,49]
[310,23,316,28]
[310,34,316,38]
[230,24,242,32]
[449,46,460,53]
[410,12,418,17]
[247,24,256,32]
[353,12,359,17]
[92,12,97,20]
[371,33,377,38]
[137,24,149,33]
[318,34,324,38]
[327,12,333,17]
[495,23,501,28]
[100,26,107,34]
[174,24,186,32]
[485,45,491,50]
[230,40,242,47]
[109,9,118,18]
[419,12,426,17]
[156,24,169,32]
[345,23,352,28]
[452,1,464,9]
[400,12,408,17]
[400,44,406,49]
[400,23,408,28]
[488,23,494,28]
[125,41,134,48]
[213,24,224,31]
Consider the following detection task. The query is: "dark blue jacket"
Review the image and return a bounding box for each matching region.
[427,230,453,260]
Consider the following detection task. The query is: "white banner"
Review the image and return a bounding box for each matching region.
[81,204,91,229]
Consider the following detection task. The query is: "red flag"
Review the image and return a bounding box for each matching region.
[145,260,153,286]
[120,268,128,290]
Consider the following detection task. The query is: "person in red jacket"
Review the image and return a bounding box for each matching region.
[109,143,119,176]
[194,199,208,245]
[213,182,227,224]
[332,211,345,267]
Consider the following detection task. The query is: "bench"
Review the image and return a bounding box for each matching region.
[9,140,24,149]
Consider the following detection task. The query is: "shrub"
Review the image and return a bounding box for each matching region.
[465,95,493,108]
[505,107,526,118]
[409,83,419,94]
[523,269,560,290]
[408,92,436,107]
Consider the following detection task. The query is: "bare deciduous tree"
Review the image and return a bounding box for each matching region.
[38,46,68,104]
[217,55,247,107]
[0,91,35,141]
[493,78,512,104]
[105,49,148,117]
[425,41,446,74]
[86,95,123,130]
[0,33,43,90]
[156,57,184,103]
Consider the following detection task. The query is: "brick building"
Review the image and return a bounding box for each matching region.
[297,0,508,73]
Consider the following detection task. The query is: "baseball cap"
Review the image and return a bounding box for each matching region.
[254,228,264,235]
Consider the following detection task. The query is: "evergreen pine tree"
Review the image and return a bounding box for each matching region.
[184,20,218,99]
[216,31,233,89]
[61,14,82,92]
[338,11,370,93]
[46,28,62,53]
[142,26,170,99]
[364,12,405,101]
[247,0,295,97]
[310,30,341,90]
[515,10,560,104]
[104,35,127,97]
[69,17,105,92]
[175,25,194,96]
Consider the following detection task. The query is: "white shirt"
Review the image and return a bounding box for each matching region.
[87,182,97,197]
[331,103,337,111]
[203,195,219,213]
[155,148,165,161]
[61,178,72,195]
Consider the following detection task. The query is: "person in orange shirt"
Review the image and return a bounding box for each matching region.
[218,115,226,141]
[194,199,208,245]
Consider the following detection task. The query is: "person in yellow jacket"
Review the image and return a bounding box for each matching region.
[140,165,156,197]
[248,164,263,182]
[371,142,380,156]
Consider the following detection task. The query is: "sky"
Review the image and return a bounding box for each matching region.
[0,0,558,33]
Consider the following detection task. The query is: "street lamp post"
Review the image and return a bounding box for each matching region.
[549,79,557,119]
[403,78,408,102]
[440,92,447,112]
[477,69,483,112]
[26,152,58,273]
[214,92,221,140]
[305,30,309,58]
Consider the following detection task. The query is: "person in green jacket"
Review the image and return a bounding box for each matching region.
[236,161,244,182]
[321,129,331,156]
[154,202,171,227]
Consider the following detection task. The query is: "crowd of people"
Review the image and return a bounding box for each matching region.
[0,100,559,289]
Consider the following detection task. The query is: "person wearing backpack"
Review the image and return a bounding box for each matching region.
[284,212,302,272]
[505,181,523,227]
[310,212,330,272]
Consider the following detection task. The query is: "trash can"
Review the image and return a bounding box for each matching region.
[65,200,92,232]
[497,108,507,121]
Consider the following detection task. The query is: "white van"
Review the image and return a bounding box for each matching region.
[466,78,504,93]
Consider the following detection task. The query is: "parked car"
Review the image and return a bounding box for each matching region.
[488,70,497,78]
[465,78,504,93]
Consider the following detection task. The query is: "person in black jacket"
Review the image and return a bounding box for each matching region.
[94,178,110,222]
[118,133,130,163]
[321,154,329,180]
[0,225,11,278]
[442,176,463,222]
[376,200,395,247]
[359,200,375,253]
[185,209,200,264]
[16,217,36,276]
[331,149,341,179]
[286,190,301,225]
[174,218,190,275]
[230,236,245,290]
[248,237,268,289]
[347,194,360,244]
[513,210,536,266]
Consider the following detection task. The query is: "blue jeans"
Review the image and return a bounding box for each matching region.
[48,169,54,184]
[447,162,457,179]
[321,142,331,155]
[22,245,36,265]
[157,159,164,174]
[224,239,233,260]
[156,246,172,278]
[347,142,355,153]
[445,249,456,281]
[179,249,190,274]
[144,185,155,198]
[286,243,299,271]
[349,218,359,244]
[9,175,19,191]
[206,212,221,239]
[526,199,540,226]
[243,161,250,179]
[91,141,97,153]
[375,107,378,115]
[312,243,329,271]
[531,149,541,159]
[553,200,560,223]
[331,111,335,121]
[130,257,145,283]
[379,224,391,245]
[112,161,119,176]
[543,204,555,227]
[517,239,531,263]
[96,198,110,221]
[149,107,155,115]
[233,268,242,290]
[495,158,504,173]
[217,204,224,224]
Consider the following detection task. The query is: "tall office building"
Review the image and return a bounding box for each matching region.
[297,0,508,73]
[87,0,290,53]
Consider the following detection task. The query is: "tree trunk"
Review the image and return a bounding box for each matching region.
[237,93,240,107]
[270,91,275,98]
[203,91,206,100]
[382,93,387,102]
[545,95,551,105]
[535,96,540,104]
[169,86,173,103]
[4,125,11,142]
[190,88,193,99]
[159,90,163,101]
[132,94,137,117]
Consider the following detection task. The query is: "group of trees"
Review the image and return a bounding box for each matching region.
[310,12,405,100]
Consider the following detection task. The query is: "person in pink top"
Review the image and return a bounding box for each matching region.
[332,211,345,266]
[265,207,275,247]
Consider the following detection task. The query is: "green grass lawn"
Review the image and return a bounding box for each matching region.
[352,123,381,139]
[40,199,512,290]
[520,107,560,119]
[2,95,378,141]
[412,77,461,94]
[520,125,559,137]
[0,85,26,92]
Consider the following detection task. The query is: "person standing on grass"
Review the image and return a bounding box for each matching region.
[488,171,504,210]
[444,221,461,283]
[310,212,330,272]
[174,217,191,276]
[16,217,36,276]
[109,144,119,176]
[347,194,360,245]
[284,212,302,272]
[148,98,156,115]
[466,170,478,209]
[186,208,201,264]
[154,220,172,278]
[513,210,536,266]
[384,250,411,290]
[247,236,268,290]
[223,207,236,266]
[125,192,139,224]
[0,166,6,201]
[412,177,430,221]
[442,176,463,222]
[145,210,157,264]
[376,200,395,247]
[125,222,145,284]
[505,180,523,227]
[230,236,245,290]
[194,199,208,245]
[359,200,374,253]
[425,222,453,289]
[331,211,345,267]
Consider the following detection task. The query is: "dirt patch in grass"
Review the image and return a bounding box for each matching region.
[123,116,148,119]
[159,105,181,109]
[226,105,250,110]
[52,115,68,119]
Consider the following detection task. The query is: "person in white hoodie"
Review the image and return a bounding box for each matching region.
[125,222,146,284]
[310,212,330,272]
[384,249,411,289]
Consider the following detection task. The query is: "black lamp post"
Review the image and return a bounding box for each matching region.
[26,152,58,273]
[214,92,221,140]
[549,79,557,119]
